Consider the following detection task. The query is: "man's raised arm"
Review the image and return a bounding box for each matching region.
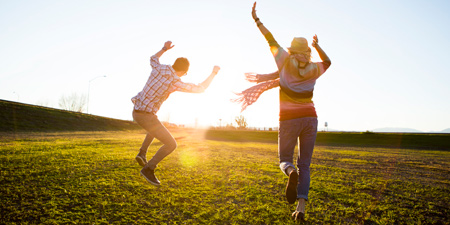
[173,66,221,93]
[151,41,175,69]
[199,66,221,90]
[155,41,174,58]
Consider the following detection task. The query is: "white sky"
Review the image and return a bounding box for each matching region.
[1,0,449,132]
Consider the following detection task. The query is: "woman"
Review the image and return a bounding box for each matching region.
[235,2,331,220]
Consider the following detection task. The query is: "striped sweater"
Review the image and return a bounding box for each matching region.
[264,33,331,121]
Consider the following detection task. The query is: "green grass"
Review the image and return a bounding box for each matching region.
[1,129,449,224]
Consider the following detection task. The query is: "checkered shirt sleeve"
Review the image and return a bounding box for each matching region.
[171,76,205,93]
[150,55,162,72]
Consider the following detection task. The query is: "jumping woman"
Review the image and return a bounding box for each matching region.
[235,2,331,220]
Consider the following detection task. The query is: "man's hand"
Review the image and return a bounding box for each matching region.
[252,2,258,21]
[245,72,258,83]
[212,66,220,74]
[155,41,174,58]
[163,41,175,51]
[312,35,319,48]
[200,66,221,90]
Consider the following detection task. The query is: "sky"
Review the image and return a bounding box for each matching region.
[1,0,449,132]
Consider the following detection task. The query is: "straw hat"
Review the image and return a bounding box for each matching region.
[287,37,310,53]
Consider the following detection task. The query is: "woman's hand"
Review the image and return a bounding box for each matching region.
[312,35,319,48]
[245,72,258,83]
[163,41,175,50]
[252,2,258,21]
[312,34,331,63]
[212,66,221,74]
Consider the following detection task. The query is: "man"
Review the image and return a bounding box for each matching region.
[132,40,220,186]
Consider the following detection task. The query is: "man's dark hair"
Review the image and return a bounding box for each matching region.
[172,57,190,72]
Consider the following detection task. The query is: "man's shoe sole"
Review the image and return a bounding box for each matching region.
[140,170,160,186]
[135,156,147,167]
[286,171,298,204]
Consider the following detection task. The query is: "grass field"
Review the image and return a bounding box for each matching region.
[1,129,449,224]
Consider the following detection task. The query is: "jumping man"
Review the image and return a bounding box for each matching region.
[132,41,220,186]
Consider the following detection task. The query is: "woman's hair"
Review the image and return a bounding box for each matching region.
[172,57,190,72]
[285,49,312,74]
[289,49,312,62]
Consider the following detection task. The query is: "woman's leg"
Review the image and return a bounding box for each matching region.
[292,198,306,221]
[292,117,317,219]
[278,120,300,174]
[279,119,302,204]
[296,117,318,200]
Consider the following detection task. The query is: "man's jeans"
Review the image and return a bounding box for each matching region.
[279,117,318,200]
[132,110,177,170]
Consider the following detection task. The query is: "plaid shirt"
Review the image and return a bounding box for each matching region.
[132,55,205,114]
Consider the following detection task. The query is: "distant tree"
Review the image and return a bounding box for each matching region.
[361,130,374,134]
[225,123,235,130]
[235,115,248,129]
[58,93,86,113]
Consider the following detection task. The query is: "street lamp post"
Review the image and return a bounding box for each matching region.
[87,75,106,114]
[13,92,19,101]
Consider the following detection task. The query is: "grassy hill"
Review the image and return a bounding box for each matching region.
[0,99,140,132]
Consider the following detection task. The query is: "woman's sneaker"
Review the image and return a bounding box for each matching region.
[286,170,298,204]
[135,154,147,167]
[292,211,305,221]
[140,167,160,186]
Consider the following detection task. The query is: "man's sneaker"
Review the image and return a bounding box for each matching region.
[135,155,147,167]
[286,170,298,204]
[140,167,160,186]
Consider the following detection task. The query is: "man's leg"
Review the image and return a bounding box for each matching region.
[133,111,177,186]
[136,133,154,167]
[140,133,155,154]
[140,123,176,186]
[144,124,177,170]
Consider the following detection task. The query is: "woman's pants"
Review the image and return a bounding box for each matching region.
[278,117,318,200]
